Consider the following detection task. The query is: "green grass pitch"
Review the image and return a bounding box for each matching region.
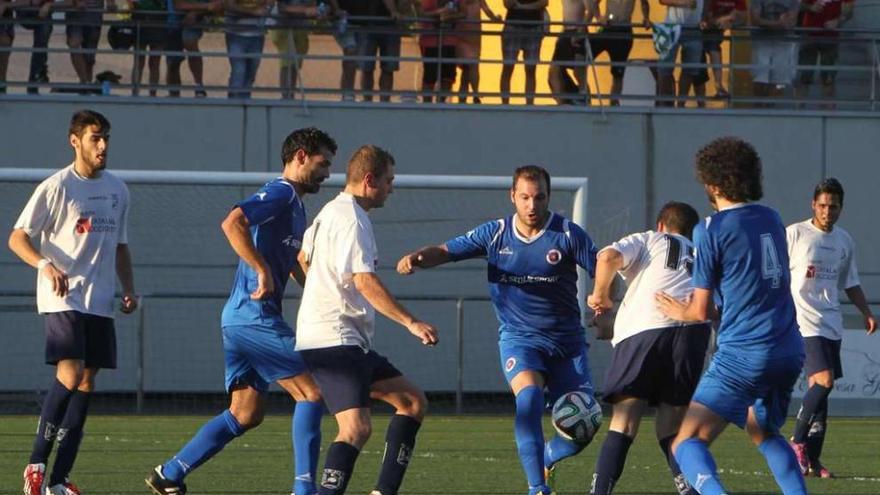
[2,415,878,494]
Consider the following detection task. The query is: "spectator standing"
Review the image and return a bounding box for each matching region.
[548,0,590,105]
[359,0,407,102]
[657,0,704,107]
[336,0,365,101]
[15,0,55,94]
[750,0,798,105]
[224,0,268,98]
[270,0,324,99]
[589,0,651,105]
[500,0,547,104]
[794,0,853,107]
[697,0,745,99]
[68,0,117,90]
[167,0,220,96]
[455,0,498,103]
[0,0,15,93]
[417,0,462,102]
[130,0,168,96]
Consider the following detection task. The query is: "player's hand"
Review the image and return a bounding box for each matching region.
[396,253,423,275]
[41,263,69,297]
[407,320,439,346]
[251,269,275,300]
[654,291,688,320]
[587,293,613,313]
[865,314,877,335]
[120,294,138,313]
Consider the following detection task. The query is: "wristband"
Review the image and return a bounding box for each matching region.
[37,258,52,270]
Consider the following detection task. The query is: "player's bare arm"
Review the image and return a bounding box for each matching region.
[844,285,877,335]
[589,248,623,312]
[221,207,274,300]
[396,245,451,274]
[655,287,712,322]
[352,272,439,345]
[8,228,69,297]
[290,262,307,288]
[115,244,138,313]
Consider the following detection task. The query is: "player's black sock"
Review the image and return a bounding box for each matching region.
[318,441,360,495]
[793,384,831,443]
[374,414,421,495]
[660,435,696,495]
[590,430,632,495]
[30,379,75,464]
[49,390,91,485]
[806,397,828,468]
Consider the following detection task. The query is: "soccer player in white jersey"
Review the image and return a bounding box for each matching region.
[10,110,138,495]
[587,201,709,495]
[397,165,599,495]
[295,145,439,495]
[786,178,876,478]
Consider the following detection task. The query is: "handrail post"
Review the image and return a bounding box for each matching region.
[136,295,145,414]
[456,298,464,415]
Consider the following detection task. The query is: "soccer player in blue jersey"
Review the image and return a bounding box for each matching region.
[145,127,337,495]
[397,165,599,495]
[655,137,808,495]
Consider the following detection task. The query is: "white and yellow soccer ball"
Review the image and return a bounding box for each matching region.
[551,391,603,445]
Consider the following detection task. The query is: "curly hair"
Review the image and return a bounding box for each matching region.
[695,137,763,203]
[280,127,338,168]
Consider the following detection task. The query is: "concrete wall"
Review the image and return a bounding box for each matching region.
[1,100,878,403]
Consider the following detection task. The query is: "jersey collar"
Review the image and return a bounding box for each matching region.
[512,212,554,244]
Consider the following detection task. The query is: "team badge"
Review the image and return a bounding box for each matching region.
[806,265,816,279]
[321,469,346,489]
[505,357,517,372]
[546,249,562,265]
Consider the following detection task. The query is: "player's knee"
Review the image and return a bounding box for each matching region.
[230,406,264,429]
[340,419,372,444]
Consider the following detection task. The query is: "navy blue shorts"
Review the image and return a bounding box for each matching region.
[45,311,117,369]
[803,336,843,379]
[602,323,710,406]
[300,345,402,414]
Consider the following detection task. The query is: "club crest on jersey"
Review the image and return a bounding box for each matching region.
[806,265,816,278]
[546,249,562,265]
[505,357,517,372]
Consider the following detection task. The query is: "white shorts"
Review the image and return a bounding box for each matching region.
[751,39,796,85]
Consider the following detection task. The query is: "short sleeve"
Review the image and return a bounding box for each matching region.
[691,220,718,290]
[785,224,797,261]
[237,181,294,226]
[607,231,650,273]
[445,220,500,262]
[13,179,56,237]
[337,220,377,276]
[841,237,861,290]
[568,221,598,278]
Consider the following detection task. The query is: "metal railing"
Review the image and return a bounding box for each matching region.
[1,10,880,109]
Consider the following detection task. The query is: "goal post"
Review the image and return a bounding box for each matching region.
[0,168,589,413]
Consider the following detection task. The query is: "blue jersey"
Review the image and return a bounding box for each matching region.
[221,178,306,331]
[692,204,803,357]
[445,213,598,353]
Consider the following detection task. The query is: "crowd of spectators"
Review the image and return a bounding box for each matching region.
[0,0,862,104]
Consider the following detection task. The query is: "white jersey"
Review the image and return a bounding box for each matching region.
[296,192,379,351]
[787,219,860,340]
[14,164,130,318]
[603,230,696,346]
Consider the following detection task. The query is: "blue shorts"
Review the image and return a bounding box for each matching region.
[222,324,308,393]
[499,341,594,404]
[692,349,804,433]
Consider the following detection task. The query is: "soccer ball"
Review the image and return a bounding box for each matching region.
[551,391,602,445]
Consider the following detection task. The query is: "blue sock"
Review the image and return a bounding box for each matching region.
[514,385,547,492]
[293,401,323,495]
[30,379,75,464]
[544,433,586,468]
[162,409,244,482]
[590,430,632,495]
[674,438,728,495]
[49,390,91,486]
[758,435,808,495]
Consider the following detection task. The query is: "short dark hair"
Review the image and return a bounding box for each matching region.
[656,201,700,239]
[512,165,551,195]
[280,127,338,168]
[346,145,395,185]
[69,109,110,138]
[813,177,844,204]
[694,137,763,203]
